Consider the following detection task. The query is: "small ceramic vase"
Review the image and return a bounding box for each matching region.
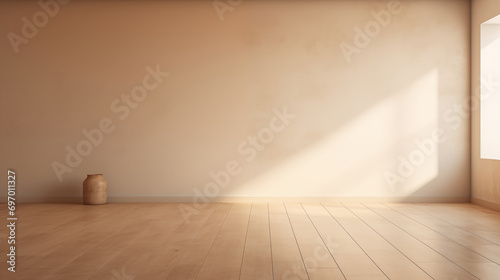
[83,174,107,205]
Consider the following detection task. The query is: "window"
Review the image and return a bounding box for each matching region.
[480,14,500,160]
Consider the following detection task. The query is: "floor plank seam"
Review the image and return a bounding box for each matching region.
[386,203,500,266]
[284,202,311,280]
[300,203,347,280]
[367,203,479,280]
[321,202,391,280]
[341,203,436,280]
[238,203,253,280]
[266,203,275,280]
[383,203,499,278]
[406,204,500,246]
[165,205,219,280]
[194,203,234,280]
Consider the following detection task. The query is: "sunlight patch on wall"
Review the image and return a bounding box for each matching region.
[226,70,440,197]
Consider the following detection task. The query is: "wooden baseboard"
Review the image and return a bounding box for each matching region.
[0,196,470,203]
[471,197,500,212]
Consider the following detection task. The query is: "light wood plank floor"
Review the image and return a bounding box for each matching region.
[1,203,500,280]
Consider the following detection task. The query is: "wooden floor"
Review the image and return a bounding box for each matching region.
[2,203,500,280]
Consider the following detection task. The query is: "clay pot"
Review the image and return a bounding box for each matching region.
[83,174,107,205]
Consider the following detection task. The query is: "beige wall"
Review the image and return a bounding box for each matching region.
[0,0,470,202]
[472,0,500,209]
